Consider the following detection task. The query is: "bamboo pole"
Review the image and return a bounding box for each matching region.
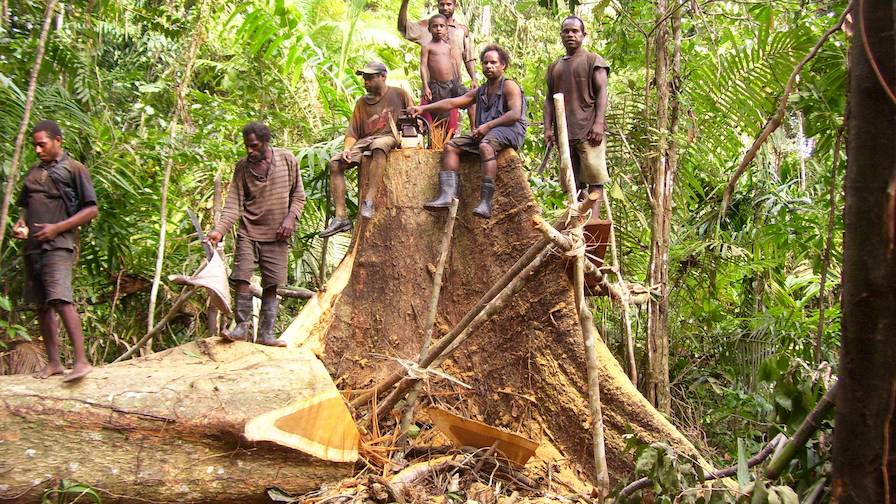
[554,92,609,492]
[399,198,459,437]
[0,0,59,252]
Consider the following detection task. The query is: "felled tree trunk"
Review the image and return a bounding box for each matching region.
[0,340,356,503]
[285,149,709,484]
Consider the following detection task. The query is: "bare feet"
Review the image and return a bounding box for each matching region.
[33,363,65,379]
[62,363,93,383]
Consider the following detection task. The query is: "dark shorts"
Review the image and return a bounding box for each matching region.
[429,78,468,102]
[330,135,398,167]
[24,249,75,305]
[447,132,511,155]
[231,237,289,288]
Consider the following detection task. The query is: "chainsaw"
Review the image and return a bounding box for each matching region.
[396,110,432,149]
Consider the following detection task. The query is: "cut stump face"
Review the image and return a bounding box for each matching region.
[294,149,705,484]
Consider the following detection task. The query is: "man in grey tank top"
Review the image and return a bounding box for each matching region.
[407,44,527,219]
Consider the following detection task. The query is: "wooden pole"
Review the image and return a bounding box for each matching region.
[207,171,223,336]
[399,198,459,437]
[113,286,196,362]
[554,92,609,492]
[0,0,59,252]
[602,197,638,384]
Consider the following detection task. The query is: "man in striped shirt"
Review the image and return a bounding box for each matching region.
[206,122,306,346]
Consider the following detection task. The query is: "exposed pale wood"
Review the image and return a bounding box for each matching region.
[427,407,538,467]
[0,340,355,503]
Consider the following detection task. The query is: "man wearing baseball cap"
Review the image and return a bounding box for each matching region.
[320,62,413,237]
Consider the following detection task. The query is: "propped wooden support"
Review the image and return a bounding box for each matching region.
[0,339,357,503]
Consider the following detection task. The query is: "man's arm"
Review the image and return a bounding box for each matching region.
[33,205,98,242]
[543,66,556,145]
[277,153,306,241]
[408,88,476,116]
[472,80,523,139]
[461,27,477,86]
[421,45,432,102]
[587,67,609,146]
[398,0,410,36]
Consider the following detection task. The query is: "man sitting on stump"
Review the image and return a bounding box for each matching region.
[14,120,99,382]
[407,44,527,219]
[320,62,413,237]
[206,122,306,346]
[544,16,610,221]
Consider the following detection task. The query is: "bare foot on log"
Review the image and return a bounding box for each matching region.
[33,363,65,379]
[62,363,93,382]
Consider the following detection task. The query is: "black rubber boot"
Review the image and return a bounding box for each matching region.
[472,176,495,219]
[222,292,254,342]
[256,291,286,347]
[424,171,459,211]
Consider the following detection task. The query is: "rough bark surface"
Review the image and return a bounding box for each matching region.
[305,149,704,484]
[0,340,353,503]
[831,0,896,501]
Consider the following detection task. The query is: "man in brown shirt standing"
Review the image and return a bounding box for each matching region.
[320,62,413,237]
[13,120,99,382]
[206,122,306,346]
[544,16,610,222]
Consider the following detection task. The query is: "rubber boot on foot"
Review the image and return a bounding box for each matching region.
[256,294,286,347]
[472,176,495,219]
[222,292,253,342]
[424,171,459,211]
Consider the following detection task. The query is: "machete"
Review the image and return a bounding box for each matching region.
[187,208,214,260]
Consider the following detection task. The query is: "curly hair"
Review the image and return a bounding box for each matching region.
[241,121,271,143]
[561,15,586,33]
[32,119,63,139]
[479,44,510,67]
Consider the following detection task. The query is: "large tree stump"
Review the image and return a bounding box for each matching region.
[0,340,356,503]
[284,149,707,484]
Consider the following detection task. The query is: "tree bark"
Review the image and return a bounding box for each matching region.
[300,150,715,484]
[831,0,896,501]
[0,0,59,252]
[0,340,355,503]
[645,0,675,413]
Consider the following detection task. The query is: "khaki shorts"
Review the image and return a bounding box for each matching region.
[570,138,609,187]
[24,249,75,305]
[231,237,289,288]
[331,135,398,166]
[446,133,507,155]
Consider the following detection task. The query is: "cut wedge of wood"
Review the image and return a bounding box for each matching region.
[427,407,539,467]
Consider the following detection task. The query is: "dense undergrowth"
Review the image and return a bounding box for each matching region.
[1,0,846,500]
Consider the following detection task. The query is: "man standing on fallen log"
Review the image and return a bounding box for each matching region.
[399,0,477,128]
[319,62,413,237]
[408,44,527,219]
[206,122,306,346]
[543,16,610,221]
[13,120,99,382]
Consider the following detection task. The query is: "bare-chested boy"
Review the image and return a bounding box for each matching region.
[420,14,472,135]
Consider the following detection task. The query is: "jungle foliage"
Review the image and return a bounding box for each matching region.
[0,0,848,499]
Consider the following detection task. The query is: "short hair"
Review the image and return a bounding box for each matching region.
[241,121,271,143]
[429,13,447,26]
[561,15,586,33]
[480,44,510,67]
[32,120,63,139]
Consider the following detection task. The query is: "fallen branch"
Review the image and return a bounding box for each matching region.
[112,286,196,362]
[719,4,852,219]
[765,380,839,479]
[169,275,313,299]
[619,433,787,497]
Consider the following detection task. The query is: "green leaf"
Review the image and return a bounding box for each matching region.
[736,438,750,489]
[0,295,10,311]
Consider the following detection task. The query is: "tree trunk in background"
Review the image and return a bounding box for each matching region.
[646,0,677,413]
[0,0,59,252]
[831,0,896,501]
